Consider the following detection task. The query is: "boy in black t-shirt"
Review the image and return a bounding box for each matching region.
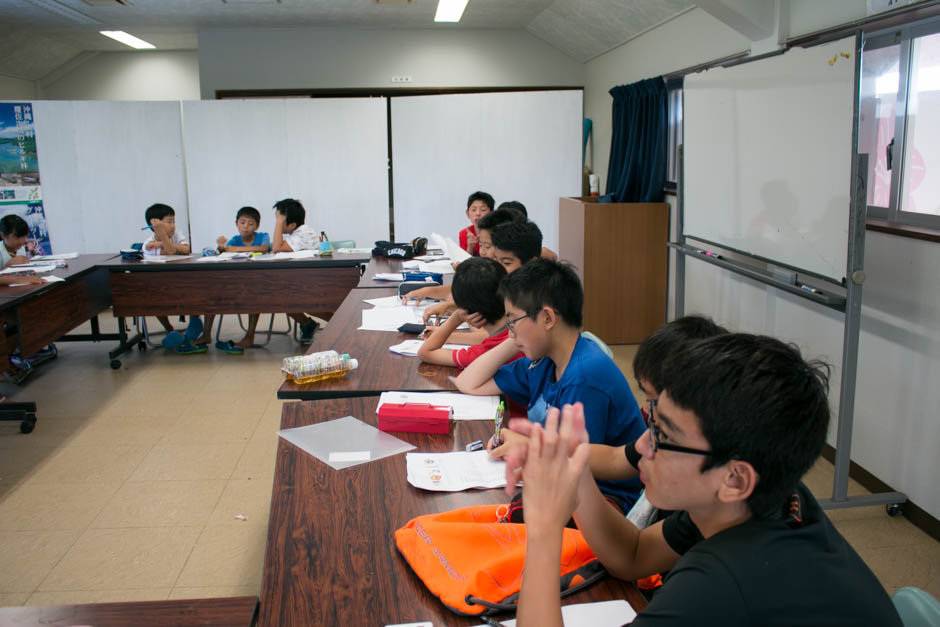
[505,333,901,627]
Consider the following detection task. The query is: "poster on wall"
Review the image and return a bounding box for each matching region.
[0,103,51,254]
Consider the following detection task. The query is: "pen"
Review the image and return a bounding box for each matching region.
[800,284,821,295]
[480,616,509,627]
[140,225,153,231]
[494,401,505,447]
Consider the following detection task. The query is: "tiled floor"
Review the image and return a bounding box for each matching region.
[0,317,936,608]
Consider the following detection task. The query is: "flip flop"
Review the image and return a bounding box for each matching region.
[176,342,208,355]
[185,317,204,343]
[215,340,245,355]
[162,331,185,349]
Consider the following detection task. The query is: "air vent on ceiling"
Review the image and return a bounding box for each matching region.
[221,0,282,5]
[81,0,133,6]
[374,0,415,4]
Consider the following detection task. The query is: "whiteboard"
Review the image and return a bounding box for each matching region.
[33,101,188,253]
[391,90,583,251]
[182,98,389,251]
[683,36,857,281]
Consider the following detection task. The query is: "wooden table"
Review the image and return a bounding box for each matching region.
[0,596,258,626]
[106,253,370,317]
[358,256,454,289]
[259,398,646,626]
[277,287,457,399]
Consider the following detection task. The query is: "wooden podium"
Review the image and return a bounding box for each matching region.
[558,196,668,345]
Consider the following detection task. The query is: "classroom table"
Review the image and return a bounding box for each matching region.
[105,253,371,317]
[358,255,454,289]
[0,254,120,357]
[258,397,646,626]
[276,287,458,399]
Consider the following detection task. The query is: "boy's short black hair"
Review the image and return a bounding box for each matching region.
[0,214,29,237]
[490,221,542,264]
[451,257,507,324]
[634,315,728,392]
[467,191,495,211]
[274,198,305,227]
[499,258,582,328]
[497,200,527,218]
[236,206,261,224]
[477,207,525,233]
[145,203,175,224]
[661,333,831,519]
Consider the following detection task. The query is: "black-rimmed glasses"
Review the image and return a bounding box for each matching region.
[646,398,713,457]
[506,313,530,334]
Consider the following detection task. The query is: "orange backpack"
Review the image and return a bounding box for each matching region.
[395,504,606,616]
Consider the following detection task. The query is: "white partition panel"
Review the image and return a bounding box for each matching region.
[391,90,583,251]
[33,101,188,253]
[182,98,389,250]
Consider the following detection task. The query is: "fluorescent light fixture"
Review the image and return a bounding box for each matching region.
[434,0,468,22]
[100,30,155,49]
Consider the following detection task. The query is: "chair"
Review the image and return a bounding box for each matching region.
[893,587,940,627]
[581,330,614,358]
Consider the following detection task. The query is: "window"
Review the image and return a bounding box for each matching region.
[863,19,940,228]
[665,77,683,190]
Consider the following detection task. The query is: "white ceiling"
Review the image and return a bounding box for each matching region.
[0,0,693,81]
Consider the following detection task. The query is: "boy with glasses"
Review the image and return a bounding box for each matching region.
[455,258,647,510]
[505,334,901,626]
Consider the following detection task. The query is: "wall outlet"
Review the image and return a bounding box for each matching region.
[391,76,413,83]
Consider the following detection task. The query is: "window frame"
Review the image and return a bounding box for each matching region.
[664,77,683,192]
[864,16,940,231]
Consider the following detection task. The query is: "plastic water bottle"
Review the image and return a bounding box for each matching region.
[282,350,359,384]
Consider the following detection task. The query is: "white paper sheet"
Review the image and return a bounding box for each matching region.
[277,415,415,470]
[7,275,65,287]
[388,339,465,357]
[30,252,79,260]
[430,232,471,264]
[140,255,193,263]
[373,272,405,281]
[360,306,426,332]
[377,391,500,421]
[418,260,456,274]
[471,601,637,626]
[406,451,506,491]
[0,263,57,275]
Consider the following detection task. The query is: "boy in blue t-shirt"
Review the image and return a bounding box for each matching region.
[197,207,271,354]
[455,258,646,509]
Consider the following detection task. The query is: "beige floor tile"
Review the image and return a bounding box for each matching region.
[833,513,935,550]
[24,445,149,485]
[181,393,272,422]
[175,523,267,588]
[0,418,87,450]
[96,383,200,419]
[25,588,170,606]
[206,478,274,527]
[128,442,246,481]
[0,446,58,484]
[38,526,201,591]
[0,592,29,606]
[230,429,278,480]
[857,541,940,598]
[167,585,259,600]
[0,529,82,593]
[91,480,226,528]
[66,413,178,448]
[0,481,121,531]
[160,411,261,446]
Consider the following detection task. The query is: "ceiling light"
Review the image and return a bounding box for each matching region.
[100,30,156,49]
[434,0,468,22]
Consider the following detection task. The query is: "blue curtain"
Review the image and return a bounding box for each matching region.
[601,77,667,203]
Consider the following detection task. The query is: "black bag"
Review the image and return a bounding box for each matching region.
[372,241,415,259]
[411,237,428,256]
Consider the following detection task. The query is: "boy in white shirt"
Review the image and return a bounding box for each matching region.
[271,198,319,342]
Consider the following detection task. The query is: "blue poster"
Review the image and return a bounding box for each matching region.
[0,103,51,254]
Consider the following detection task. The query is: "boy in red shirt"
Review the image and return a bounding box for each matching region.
[417,256,523,368]
[458,191,494,256]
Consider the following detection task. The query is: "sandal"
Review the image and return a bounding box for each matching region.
[176,342,208,355]
[215,340,245,355]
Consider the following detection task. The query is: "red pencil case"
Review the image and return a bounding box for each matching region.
[377,402,453,434]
